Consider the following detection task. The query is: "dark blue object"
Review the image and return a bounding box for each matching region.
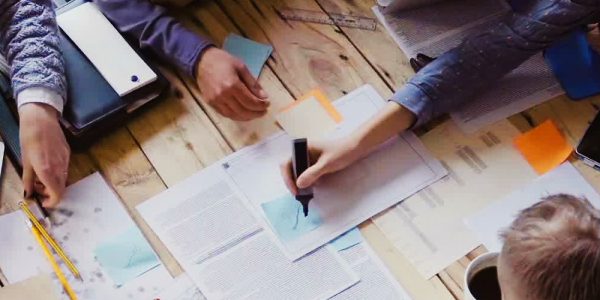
[544,28,600,100]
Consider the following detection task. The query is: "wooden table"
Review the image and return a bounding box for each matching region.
[2,1,600,299]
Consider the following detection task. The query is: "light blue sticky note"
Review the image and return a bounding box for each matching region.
[223,33,273,78]
[261,194,322,242]
[94,227,160,286]
[329,227,362,251]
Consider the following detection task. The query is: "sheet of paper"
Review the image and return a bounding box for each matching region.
[137,164,358,300]
[276,89,342,139]
[223,33,273,78]
[94,226,160,286]
[329,228,362,252]
[0,173,172,299]
[373,0,563,133]
[332,243,412,299]
[372,119,538,278]
[0,274,60,300]
[189,232,358,299]
[465,162,600,252]
[153,274,206,300]
[0,142,5,177]
[222,85,447,260]
[514,120,573,174]
[261,194,323,242]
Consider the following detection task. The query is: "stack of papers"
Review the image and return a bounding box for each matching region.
[371,119,537,278]
[465,162,600,252]
[138,85,437,299]
[223,85,446,260]
[373,0,563,133]
[0,173,172,299]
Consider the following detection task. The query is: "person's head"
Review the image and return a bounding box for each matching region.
[497,194,600,300]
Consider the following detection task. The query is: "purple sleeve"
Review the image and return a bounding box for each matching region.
[93,0,213,77]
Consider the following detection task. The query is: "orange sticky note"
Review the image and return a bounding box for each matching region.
[514,120,573,175]
[276,89,343,139]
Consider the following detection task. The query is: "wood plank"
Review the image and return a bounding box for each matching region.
[445,260,467,291]
[0,157,24,214]
[438,271,462,300]
[217,0,393,100]
[316,0,413,88]
[127,66,232,186]
[174,2,295,150]
[466,246,488,260]
[182,4,462,298]
[87,128,183,276]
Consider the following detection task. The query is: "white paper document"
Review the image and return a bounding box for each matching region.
[332,243,412,300]
[465,163,600,252]
[137,165,359,300]
[222,85,447,260]
[373,0,563,133]
[0,173,172,300]
[372,119,538,278]
[154,274,206,300]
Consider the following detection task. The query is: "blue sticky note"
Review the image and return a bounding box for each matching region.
[223,33,273,78]
[94,227,160,286]
[329,227,362,251]
[261,194,322,242]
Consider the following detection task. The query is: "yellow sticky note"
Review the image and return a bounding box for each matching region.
[514,120,573,175]
[276,89,343,139]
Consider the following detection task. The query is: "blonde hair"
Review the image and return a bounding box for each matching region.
[501,194,600,300]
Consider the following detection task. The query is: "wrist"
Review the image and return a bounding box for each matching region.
[351,102,415,156]
[195,46,217,79]
[19,103,60,125]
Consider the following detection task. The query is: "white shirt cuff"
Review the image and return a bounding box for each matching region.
[17,87,64,114]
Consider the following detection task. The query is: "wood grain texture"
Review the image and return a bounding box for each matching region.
[217,0,393,100]
[175,1,295,150]
[128,65,232,186]
[316,0,414,88]
[87,128,184,276]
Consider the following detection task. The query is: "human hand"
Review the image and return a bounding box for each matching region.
[280,138,362,195]
[19,103,70,208]
[196,47,270,121]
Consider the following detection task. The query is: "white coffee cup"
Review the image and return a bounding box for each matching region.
[464,252,500,300]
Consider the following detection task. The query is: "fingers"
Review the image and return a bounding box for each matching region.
[233,84,269,113]
[35,166,66,208]
[33,152,69,208]
[237,63,269,100]
[22,161,34,198]
[297,161,328,189]
[209,80,268,121]
[226,97,266,121]
[280,159,298,195]
[213,102,235,120]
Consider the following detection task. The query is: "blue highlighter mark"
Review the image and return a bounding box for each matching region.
[261,194,322,242]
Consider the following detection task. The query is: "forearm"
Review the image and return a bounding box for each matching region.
[393,0,600,127]
[0,0,66,112]
[347,102,416,158]
[94,0,213,77]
